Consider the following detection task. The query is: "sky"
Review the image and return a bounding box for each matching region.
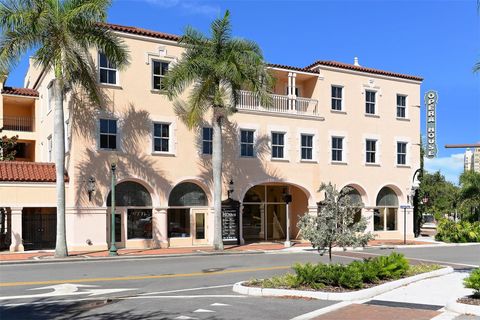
[5,0,480,184]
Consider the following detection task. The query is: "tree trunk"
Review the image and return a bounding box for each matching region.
[53,79,68,258]
[212,109,224,251]
[328,243,332,263]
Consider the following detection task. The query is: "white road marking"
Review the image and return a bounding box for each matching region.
[335,251,479,268]
[210,302,230,306]
[193,309,215,313]
[174,316,198,320]
[119,294,246,299]
[138,284,234,295]
[0,283,135,301]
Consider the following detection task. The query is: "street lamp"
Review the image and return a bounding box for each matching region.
[87,176,96,202]
[227,179,234,199]
[109,153,119,256]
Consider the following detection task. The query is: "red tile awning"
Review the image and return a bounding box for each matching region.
[1,87,39,97]
[0,161,68,182]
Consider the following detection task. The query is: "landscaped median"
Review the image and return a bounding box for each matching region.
[446,268,480,316]
[233,253,453,301]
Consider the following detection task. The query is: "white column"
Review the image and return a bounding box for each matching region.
[287,72,292,110]
[291,73,297,111]
[284,203,291,247]
[154,208,168,248]
[239,204,245,245]
[9,207,24,252]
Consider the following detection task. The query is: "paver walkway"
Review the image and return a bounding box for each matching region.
[314,271,476,320]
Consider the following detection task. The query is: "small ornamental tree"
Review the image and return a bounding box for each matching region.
[298,182,374,262]
[0,134,18,161]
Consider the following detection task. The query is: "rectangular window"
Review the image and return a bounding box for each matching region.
[374,208,397,231]
[202,127,213,155]
[365,90,376,114]
[152,61,169,90]
[331,86,343,111]
[153,123,170,152]
[397,142,407,165]
[127,209,152,239]
[240,129,255,157]
[301,134,313,160]
[397,95,407,118]
[99,119,117,150]
[99,52,117,85]
[168,208,190,238]
[366,139,376,163]
[47,135,52,162]
[271,132,285,159]
[331,137,343,162]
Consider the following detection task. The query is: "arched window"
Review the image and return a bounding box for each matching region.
[341,187,363,223]
[107,181,152,207]
[374,187,398,231]
[376,187,399,207]
[169,182,207,207]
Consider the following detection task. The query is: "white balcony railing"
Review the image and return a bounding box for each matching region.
[237,90,319,117]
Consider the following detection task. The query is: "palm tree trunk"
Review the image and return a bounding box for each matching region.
[212,109,224,251]
[53,79,68,258]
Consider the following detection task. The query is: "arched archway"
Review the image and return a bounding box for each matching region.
[341,186,363,223]
[167,182,209,246]
[106,181,154,245]
[374,186,399,232]
[242,183,308,242]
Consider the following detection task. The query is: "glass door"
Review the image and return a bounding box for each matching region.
[266,203,286,240]
[192,209,208,245]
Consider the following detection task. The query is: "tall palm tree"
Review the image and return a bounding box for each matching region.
[165,10,272,250]
[0,0,129,257]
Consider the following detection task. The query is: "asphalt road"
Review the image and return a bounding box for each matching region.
[0,245,478,320]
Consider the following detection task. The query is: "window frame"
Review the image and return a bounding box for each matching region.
[365,139,377,164]
[151,60,169,91]
[271,131,285,160]
[396,94,407,118]
[300,134,314,161]
[202,127,213,155]
[240,129,255,158]
[98,52,118,85]
[365,90,376,115]
[397,141,407,165]
[153,122,171,154]
[331,85,343,111]
[331,136,344,162]
[99,118,118,151]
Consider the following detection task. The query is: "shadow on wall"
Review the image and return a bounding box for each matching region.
[195,118,283,200]
[74,102,172,208]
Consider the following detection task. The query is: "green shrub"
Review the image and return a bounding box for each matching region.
[464,268,480,297]
[356,259,380,283]
[338,263,364,289]
[435,219,480,243]
[374,252,409,279]
[292,263,324,289]
[315,263,345,286]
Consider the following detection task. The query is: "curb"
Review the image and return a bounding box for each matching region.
[446,299,480,316]
[371,242,480,250]
[233,266,454,301]
[0,249,270,265]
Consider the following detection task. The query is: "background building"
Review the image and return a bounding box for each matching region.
[464,147,480,173]
[0,23,422,252]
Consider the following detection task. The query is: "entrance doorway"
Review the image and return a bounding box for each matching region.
[167,182,209,247]
[22,208,56,250]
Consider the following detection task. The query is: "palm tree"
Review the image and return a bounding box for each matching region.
[165,10,272,250]
[0,0,129,257]
[459,171,480,221]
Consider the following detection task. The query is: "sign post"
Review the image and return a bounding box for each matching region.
[221,198,240,245]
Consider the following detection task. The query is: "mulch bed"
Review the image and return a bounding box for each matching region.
[457,296,480,306]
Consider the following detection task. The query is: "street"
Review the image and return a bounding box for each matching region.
[0,245,479,320]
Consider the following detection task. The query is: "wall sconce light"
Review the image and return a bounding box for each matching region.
[87,176,96,202]
[227,179,234,198]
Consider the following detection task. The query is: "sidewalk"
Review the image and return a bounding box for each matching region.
[310,271,474,320]
[0,239,439,263]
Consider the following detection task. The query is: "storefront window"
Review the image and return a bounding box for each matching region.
[168,208,190,238]
[169,183,207,207]
[375,187,398,231]
[127,209,152,239]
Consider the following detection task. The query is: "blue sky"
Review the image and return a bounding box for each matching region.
[5,0,480,184]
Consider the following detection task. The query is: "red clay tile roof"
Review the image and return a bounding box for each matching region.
[0,162,68,183]
[104,23,180,42]
[267,63,319,74]
[1,87,39,97]
[306,60,423,81]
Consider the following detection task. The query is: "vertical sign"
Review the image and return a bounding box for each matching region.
[221,198,240,245]
[425,90,438,159]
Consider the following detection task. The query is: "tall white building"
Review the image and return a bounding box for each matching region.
[464,148,480,173]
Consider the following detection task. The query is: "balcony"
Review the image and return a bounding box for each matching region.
[237,90,320,117]
[0,117,34,132]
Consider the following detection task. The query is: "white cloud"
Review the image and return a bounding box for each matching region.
[424,153,464,185]
[141,0,221,16]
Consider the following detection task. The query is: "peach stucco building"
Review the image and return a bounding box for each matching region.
[0,23,422,252]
